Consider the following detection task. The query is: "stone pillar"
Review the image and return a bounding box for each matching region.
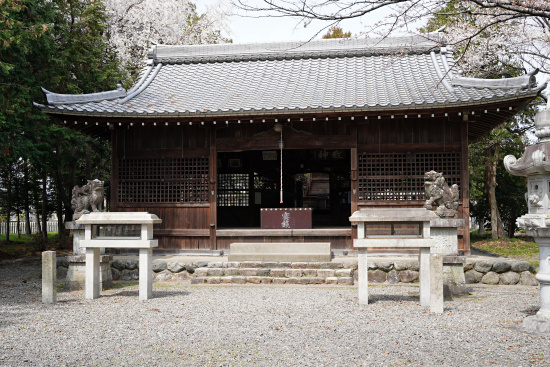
[139,248,153,301]
[430,254,444,313]
[42,251,56,303]
[431,219,467,297]
[419,247,431,307]
[523,236,550,334]
[357,248,368,305]
[85,247,101,299]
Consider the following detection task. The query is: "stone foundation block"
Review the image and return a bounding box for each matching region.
[377,262,393,272]
[152,260,167,272]
[257,269,271,277]
[287,277,309,285]
[239,268,259,276]
[317,269,335,278]
[246,276,261,284]
[463,261,475,272]
[481,271,500,285]
[261,262,278,268]
[308,262,323,269]
[499,271,520,285]
[194,268,208,277]
[291,262,308,269]
[474,261,493,273]
[270,269,287,277]
[191,277,206,284]
[320,262,343,269]
[206,277,221,284]
[519,271,539,286]
[492,261,511,274]
[279,262,292,268]
[399,270,419,283]
[325,277,338,284]
[207,262,223,268]
[309,277,325,284]
[221,276,234,283]
[302,269,318,277]
[337,277,354,285]
[207,268,223,276]
[155,270,172,281]
[368,270,387,283]
[465,270,483,284]
[167,261,185,273]
[408,261,420,272]
[335,269,353,277]
[232,276,246,284]
[387,270,399,284]
[394,261,408,271]
[223,268,239,276]
[511,261,530,272]
[272,278,287,284]
[224,262,240,268]
[261,278,273,284]
[240,261,262,268]
[285,269,303,277]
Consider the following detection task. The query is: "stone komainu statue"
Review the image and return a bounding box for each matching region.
[423,170,459,218]
[71,179,104,220]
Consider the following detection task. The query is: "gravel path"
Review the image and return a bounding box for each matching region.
[1,260,549,366]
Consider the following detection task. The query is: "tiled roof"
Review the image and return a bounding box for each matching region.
[35,35,545,118]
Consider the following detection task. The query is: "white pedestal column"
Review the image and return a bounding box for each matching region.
[139,248,153,301]
[523,238,550,334]
[85,248,100,299]
[358,248,369,305]
[419,248,431,307]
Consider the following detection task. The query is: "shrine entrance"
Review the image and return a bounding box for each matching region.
[217,149,351,228]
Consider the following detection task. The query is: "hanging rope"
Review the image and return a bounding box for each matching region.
[280,128,283,204]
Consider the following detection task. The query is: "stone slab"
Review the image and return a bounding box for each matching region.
[228,242,331,262]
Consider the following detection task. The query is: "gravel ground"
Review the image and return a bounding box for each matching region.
[1,260,549,367]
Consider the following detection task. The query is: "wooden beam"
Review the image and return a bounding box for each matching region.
[461,120,470,255]
[209,127,217,249]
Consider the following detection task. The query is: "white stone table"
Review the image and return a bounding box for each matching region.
[76,212,162,301]
[350,208,444,313]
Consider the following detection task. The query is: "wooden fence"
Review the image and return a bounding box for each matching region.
[0,221,59,235]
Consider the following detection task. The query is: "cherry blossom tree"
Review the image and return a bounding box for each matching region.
[104,0,229,78]
[234,0,550,74]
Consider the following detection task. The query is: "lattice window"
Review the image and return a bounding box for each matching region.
[118,158,209,203]
[358,153,460,201]
[217,174,250,206]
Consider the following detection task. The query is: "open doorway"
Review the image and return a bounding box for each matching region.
[217,149,351,228]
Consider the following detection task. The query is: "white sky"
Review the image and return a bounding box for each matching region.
[196,0,387,44]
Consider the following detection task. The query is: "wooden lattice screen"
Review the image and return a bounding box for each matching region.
[217,174,249,206]
[118,158,209,203]
[358,152,461,201]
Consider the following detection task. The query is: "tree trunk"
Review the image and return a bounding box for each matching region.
[24,162,31,235]
[41,171,48,245]
[485,144,505,239]
[5,166,12,242]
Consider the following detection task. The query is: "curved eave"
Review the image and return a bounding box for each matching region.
[35,87,544,119]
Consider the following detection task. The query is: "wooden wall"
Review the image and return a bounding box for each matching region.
[110,116,470,254]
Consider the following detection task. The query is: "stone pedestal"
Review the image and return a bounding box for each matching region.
[521,234,550,334]
[65,221,104,255]
[431,219,467,297]
[64,254,113,291]
[42,251,57,303]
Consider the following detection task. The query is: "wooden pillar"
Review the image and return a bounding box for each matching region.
[110,129,119,211]
[209,127,217,250]
[460,121,470,255]
[350,124,358,246]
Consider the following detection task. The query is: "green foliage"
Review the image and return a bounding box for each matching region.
[471,233,540,269]
[0,0,125,247]
[322,26,351,39]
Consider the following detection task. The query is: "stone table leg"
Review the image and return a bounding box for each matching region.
[430,254,444,313]
[358,248,368,305]
[85,248,100,299]
[139,248,153,301]
[419,248,431,307]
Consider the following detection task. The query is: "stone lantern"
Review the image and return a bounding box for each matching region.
[504,98,550,334]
